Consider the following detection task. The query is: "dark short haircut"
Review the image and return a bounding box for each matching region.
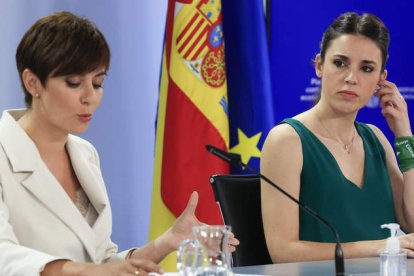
[16,11,111,107]
[319,12,389,72]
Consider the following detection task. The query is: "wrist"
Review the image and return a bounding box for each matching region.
[394,136,414,172]
[42,260,90,276]
[157,228,178,253]
[126,248,137,260]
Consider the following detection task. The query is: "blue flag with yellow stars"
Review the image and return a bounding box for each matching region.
[222,0,275,173]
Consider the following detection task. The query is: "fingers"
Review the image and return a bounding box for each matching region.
[375,80,406,112]
[182,191,199,216]
[226,232,240,252]
[398,236,414,258]
[129,259,164,275]
[374,80,412,136]
[228,233,240,244]
[229,237,240,246]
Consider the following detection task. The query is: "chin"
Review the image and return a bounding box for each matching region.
[335,103,360,114]
[70,126,89,135]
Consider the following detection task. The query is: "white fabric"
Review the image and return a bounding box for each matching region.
[0,109,130,275]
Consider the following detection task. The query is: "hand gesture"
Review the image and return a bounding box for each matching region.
[169,191,202,250]
[375,80,412,137]
[169,191,239,252]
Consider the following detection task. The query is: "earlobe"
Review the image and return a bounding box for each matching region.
[315,54,323,78]
[22,69,41,96]
[380,69,388,81]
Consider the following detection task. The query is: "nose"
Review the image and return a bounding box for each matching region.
[80,84,96,105]
[344,70,357,85]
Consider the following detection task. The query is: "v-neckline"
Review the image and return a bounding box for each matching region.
[290,118,367,190]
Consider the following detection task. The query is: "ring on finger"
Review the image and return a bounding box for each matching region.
[135,268,140,275]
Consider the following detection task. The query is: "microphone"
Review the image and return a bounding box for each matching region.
[206,144,345,276]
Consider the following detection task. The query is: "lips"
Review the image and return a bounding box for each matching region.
[338,90,358,98]
[78,113,92,122]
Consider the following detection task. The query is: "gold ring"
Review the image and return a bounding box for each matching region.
[135,268,140,275]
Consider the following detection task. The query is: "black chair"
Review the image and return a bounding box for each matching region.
[209,174,272,267]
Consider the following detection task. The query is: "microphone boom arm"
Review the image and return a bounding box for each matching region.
[206,144,345,275]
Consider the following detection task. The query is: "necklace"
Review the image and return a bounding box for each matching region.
[316,113,356,154]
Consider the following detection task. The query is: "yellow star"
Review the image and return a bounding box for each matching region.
[230,129,262,165]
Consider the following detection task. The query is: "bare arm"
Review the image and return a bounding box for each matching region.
[368,125,414,232]
[40,192,239,275]
[130,192,238,263]
[374,79,414,232]
[130,192,200,263]
[260,123,414,263]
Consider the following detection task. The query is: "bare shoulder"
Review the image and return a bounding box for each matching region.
[365,123,396,161]
[366,123,382,135]
[261,123,302,164]
[261,122,303,202]
[366,123,391,146]
[263,123,301,150]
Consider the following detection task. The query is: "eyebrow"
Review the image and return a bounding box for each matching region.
[94,71,107,77]
[333,54,378,65]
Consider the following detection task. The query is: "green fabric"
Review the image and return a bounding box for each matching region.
[282,118,395,243]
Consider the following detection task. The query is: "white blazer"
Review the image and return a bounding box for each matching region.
[0,110,129,276]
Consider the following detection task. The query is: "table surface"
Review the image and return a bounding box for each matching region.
[232,257,414,275]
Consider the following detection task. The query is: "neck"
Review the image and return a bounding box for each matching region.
[312,107,357,154]
[18,110,68,156]
[313,106,356,138]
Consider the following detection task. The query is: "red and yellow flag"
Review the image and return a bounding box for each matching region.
[149,0,229,270]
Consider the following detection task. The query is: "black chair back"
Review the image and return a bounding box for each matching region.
[209,174,272,267]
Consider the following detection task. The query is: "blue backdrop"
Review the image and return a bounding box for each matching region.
[269,1,414,142]
[222,0,275,173]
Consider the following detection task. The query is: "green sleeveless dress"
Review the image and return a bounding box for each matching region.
[282,118,396,242]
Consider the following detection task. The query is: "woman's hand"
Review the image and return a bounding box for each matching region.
[42,259,164,276]
[227,232,240,252]
[375,80,412,137]
[397,233,414,258]
[81,259,163,276]
[166,191,239,252]
[168,191,202,250]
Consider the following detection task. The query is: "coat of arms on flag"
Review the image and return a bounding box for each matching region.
[174,0,225,88]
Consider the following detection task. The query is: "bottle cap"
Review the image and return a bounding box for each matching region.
[381,223,400,254]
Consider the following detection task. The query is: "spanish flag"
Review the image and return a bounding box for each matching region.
[149,0,229,270]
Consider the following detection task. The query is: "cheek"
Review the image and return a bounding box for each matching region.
[365,80,380,95]
[95,92,103,106]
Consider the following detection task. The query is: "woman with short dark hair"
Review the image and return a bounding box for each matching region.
[0,11,238,275]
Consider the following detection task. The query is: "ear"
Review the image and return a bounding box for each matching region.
[315,54,323,78]
[21,69,42,96]
[380,69,387,82]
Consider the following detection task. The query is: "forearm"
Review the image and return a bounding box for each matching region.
[130,228,176,263]
[270,239,384,263]
[41,260,92,276]
[402,168,414,231]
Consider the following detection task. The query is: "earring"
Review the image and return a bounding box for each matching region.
[35,93,39,98]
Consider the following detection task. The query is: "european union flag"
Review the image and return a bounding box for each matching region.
[222,0,275,173]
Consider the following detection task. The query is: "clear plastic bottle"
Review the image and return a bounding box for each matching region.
[380,223,406,276]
